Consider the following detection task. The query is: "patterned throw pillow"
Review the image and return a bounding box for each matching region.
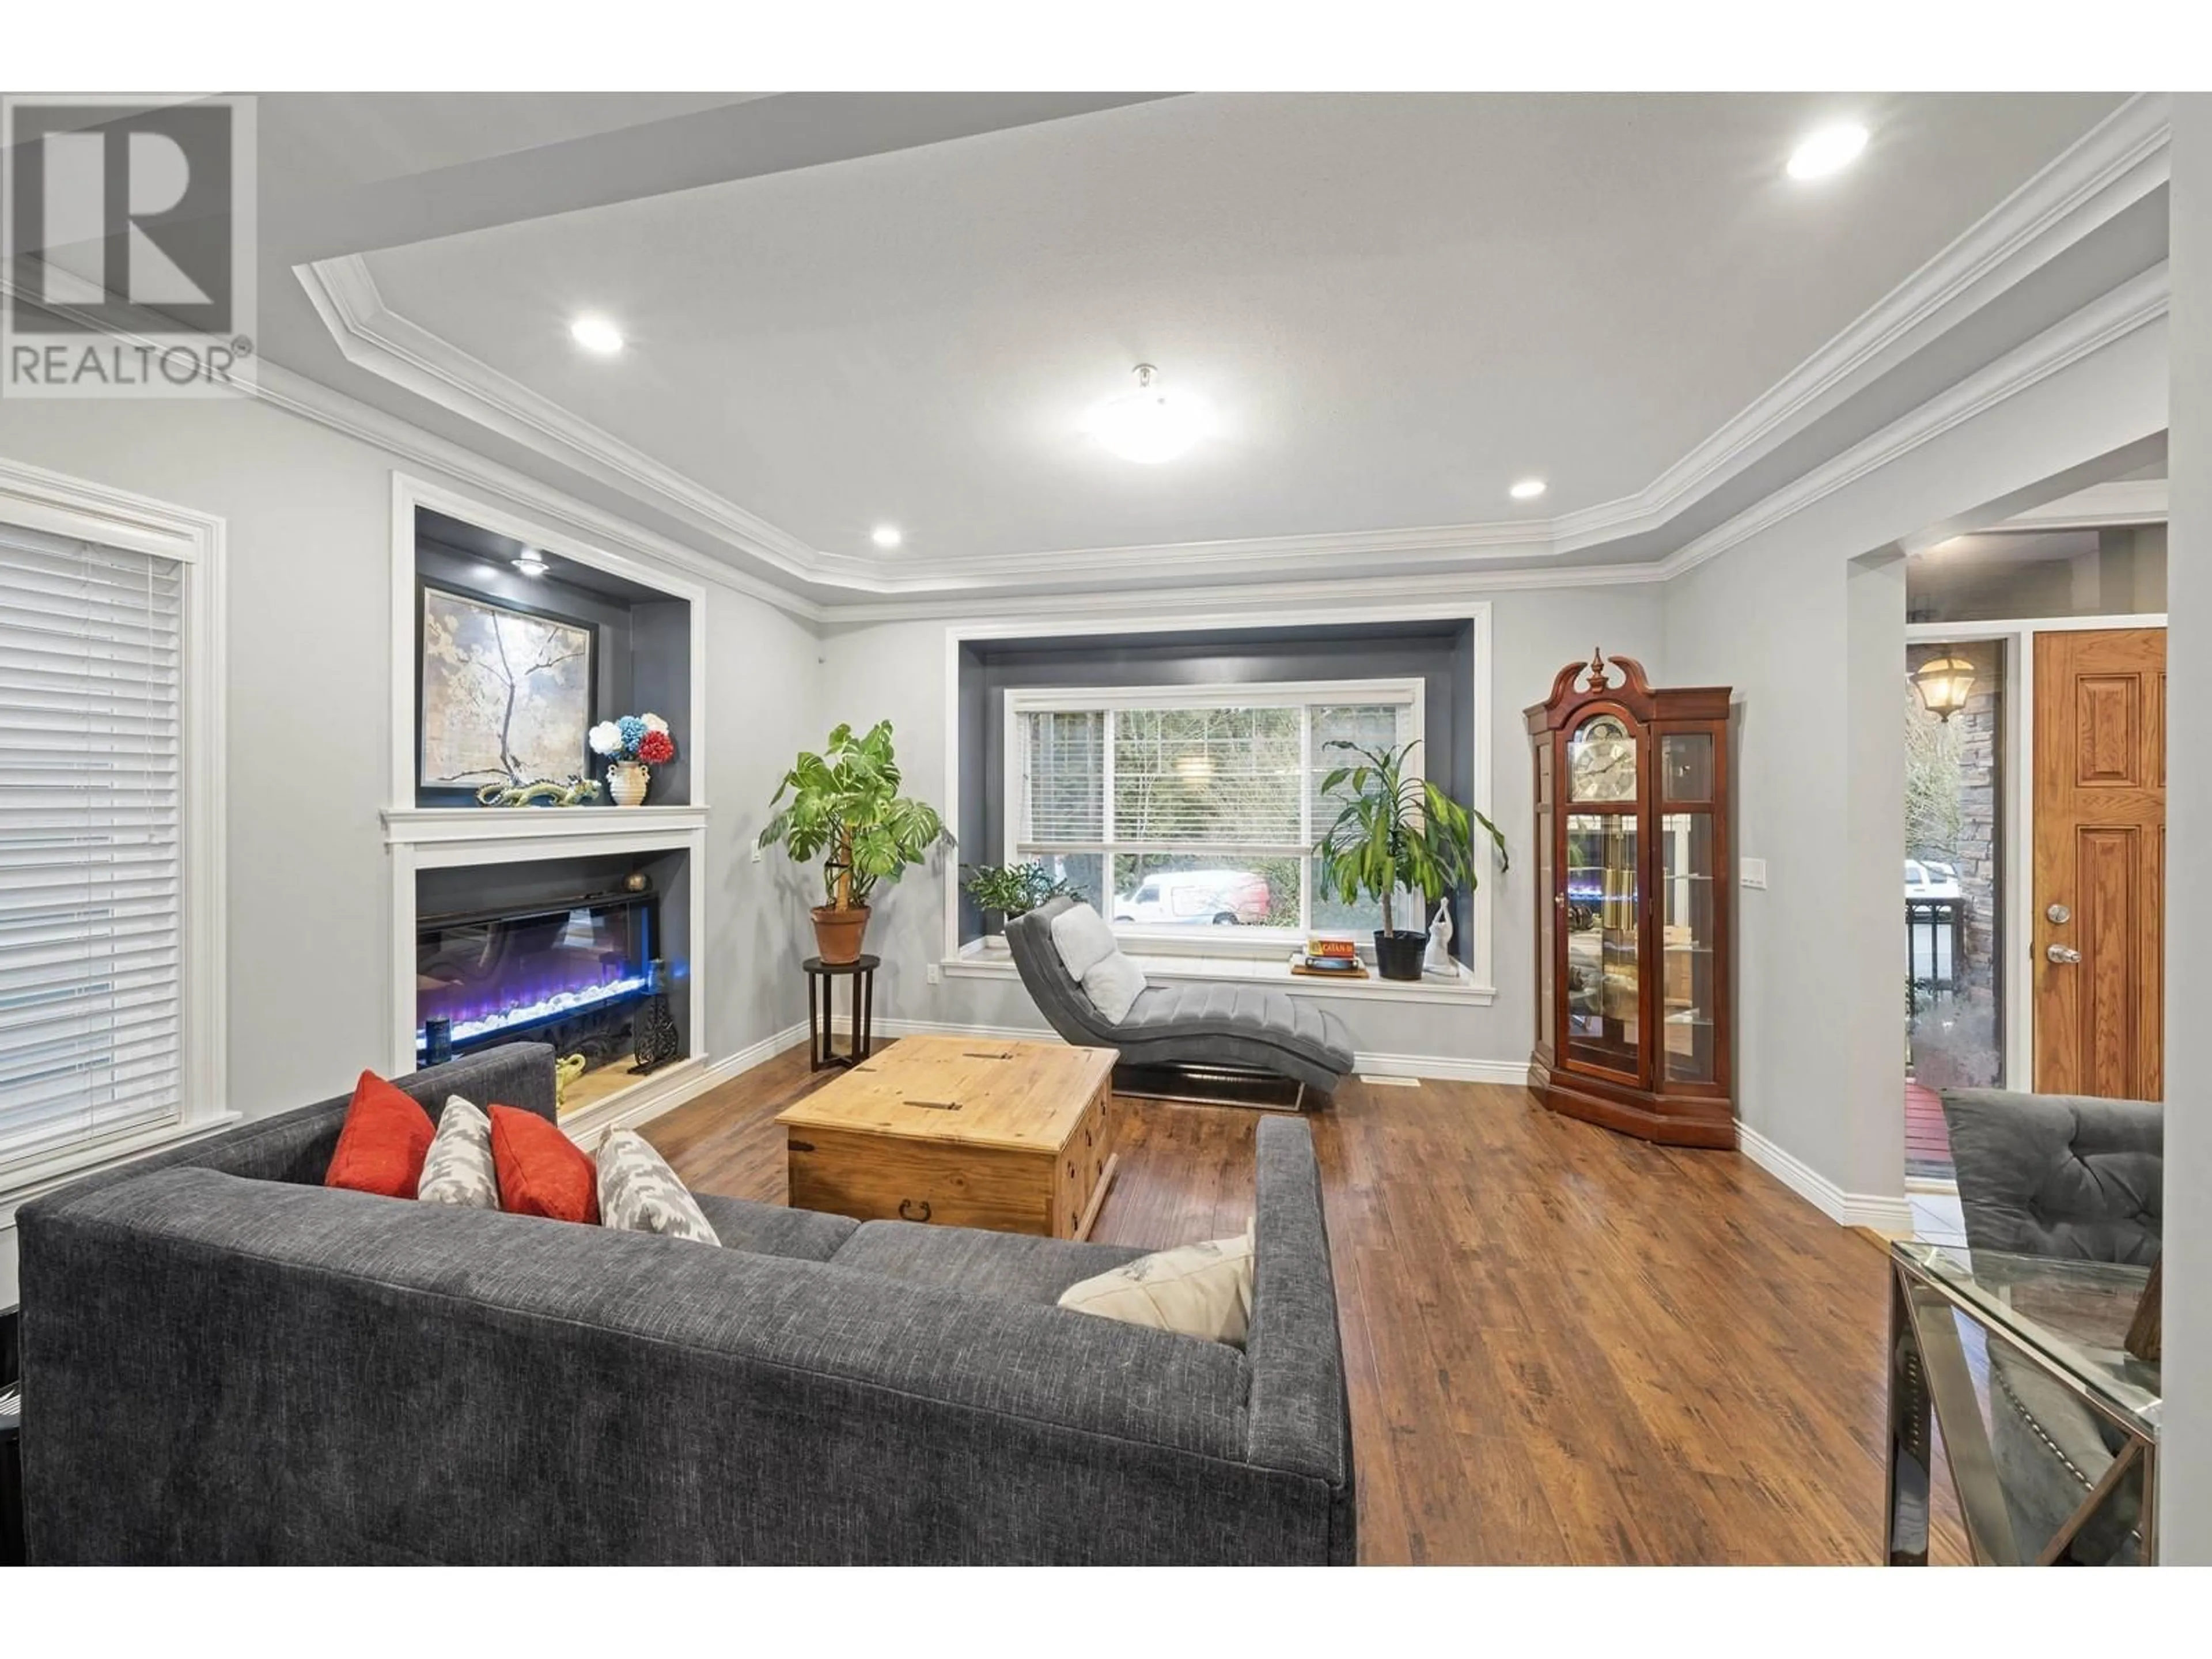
[596,1129,720,1245]
[1057,1221,1255,1347]
[416,1094,499,1209]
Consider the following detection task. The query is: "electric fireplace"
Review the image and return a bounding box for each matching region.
[415,886,661,1067]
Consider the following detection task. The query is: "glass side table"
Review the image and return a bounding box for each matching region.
[1888,1240,2159,1565]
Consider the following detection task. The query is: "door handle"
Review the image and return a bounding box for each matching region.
[2046,944,2082,965]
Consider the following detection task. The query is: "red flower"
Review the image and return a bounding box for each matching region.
[637,729,676,765]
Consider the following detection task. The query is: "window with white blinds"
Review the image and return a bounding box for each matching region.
[1010,681,1421,937]
[0,523,185,1174]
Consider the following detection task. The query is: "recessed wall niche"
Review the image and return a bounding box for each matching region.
[414,505,693,808]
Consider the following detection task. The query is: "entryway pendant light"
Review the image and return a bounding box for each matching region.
[1912,650,1976,722]
[1090,363,1210,464]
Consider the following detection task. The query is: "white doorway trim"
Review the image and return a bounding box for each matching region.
[1907,612,2166,1095]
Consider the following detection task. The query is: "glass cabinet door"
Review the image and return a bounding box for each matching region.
[1564,810,1639,1075]
[1661,809,1717,1083]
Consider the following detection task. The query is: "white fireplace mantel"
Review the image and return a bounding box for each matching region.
[382,804,710,851]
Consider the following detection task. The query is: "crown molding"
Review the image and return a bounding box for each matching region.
[248,359,828,622]
[1988,476,2168,531]
[1551,92,2170,554]
[297,255,821,577]
[1657,260,2169,582]
[290,95,2171,605]
[819,556,1662,628]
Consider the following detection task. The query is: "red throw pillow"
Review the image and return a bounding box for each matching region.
[324,1071,437,1198]
[489,1104,599,1225]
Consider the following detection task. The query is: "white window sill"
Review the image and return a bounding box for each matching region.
[946,938,1496,1006]
[0,1111,243,1236]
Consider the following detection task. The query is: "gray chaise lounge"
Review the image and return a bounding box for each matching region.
[1008,896,1357,1099]
[18,1041,1354,1564]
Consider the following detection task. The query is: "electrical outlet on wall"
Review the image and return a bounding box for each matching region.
[750,844,763,863]
[1740,858,1768,889]
[926,963,941,985]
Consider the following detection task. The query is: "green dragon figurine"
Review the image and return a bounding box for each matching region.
[475,775,602,809]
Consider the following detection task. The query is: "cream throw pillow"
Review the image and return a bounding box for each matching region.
[1049,900,1120,979]
[596,1128,720,1245]
[1081,950,1147,1024]
[416,1094,499,1209]
[1058,1222,1255,1347]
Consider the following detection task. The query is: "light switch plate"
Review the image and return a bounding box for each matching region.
[1740,858,1768,889]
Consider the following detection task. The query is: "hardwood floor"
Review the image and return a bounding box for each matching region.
[646,1043,1967,1565]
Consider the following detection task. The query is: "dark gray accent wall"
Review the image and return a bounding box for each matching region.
[416,521,693,806]
[956,620,1475,952]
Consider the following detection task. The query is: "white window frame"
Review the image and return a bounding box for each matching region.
[0,456,232,1235]
[1002,676,1427,949]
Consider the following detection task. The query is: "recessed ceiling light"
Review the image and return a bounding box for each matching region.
[569,315,624,355]
[1509,478,1548,501]
[512,549,550,577]
[1090,363,1211,464]
[1787,123,1869,181]
[870,525,903,550]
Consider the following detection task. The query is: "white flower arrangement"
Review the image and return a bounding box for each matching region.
[588,720,624,758]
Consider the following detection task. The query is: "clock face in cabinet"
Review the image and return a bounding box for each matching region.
[1569,714,1637,802]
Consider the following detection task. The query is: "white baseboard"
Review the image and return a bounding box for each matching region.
[845,1018,1531,1086]
[1351,1052,1531,1086]
[1737,1122,1914,1231]
[558,1020,810,1145]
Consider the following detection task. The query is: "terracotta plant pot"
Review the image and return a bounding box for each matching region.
[1372,929,1427,982]
[608,761,650,808]
[812,904,872,964]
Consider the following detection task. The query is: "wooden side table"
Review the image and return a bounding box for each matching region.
[802,954,880,1072]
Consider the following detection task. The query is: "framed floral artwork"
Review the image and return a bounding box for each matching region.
[418,583,596,798]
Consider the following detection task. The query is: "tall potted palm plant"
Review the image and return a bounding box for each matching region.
[757,720,949,963]
[1314,738,1506,980]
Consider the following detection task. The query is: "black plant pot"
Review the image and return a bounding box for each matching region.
[1373,930,1427,982]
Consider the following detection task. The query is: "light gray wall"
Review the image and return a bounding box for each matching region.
[1662,310,2169,1211]
[0,393,820,1303]
[809,585,1667,1069]
[2161,90,2211,1566]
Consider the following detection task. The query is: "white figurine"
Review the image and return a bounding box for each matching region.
[1422,898,1455,976]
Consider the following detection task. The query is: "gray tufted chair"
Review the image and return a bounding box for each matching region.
[1937,1088,2161,1563]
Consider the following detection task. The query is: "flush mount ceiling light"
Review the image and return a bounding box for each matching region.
[1787,122,1869,181]
[1509,478,1548,501]
[569,315,624,355]
[870,525,904,550]
[1090,363,1210,464]
[512,548,550,577]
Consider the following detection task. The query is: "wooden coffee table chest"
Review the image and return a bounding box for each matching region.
[777,1037,1118,1240]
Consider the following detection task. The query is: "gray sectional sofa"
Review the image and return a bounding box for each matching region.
[1009,896,1357,1096]
[17,1042,1354,1565]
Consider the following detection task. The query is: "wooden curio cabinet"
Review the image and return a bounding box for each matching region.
[1527,650,1735,1148]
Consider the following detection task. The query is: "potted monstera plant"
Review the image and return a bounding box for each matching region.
[1314,738,1507,981]
[758,720,949,963]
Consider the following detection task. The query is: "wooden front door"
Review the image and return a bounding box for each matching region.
[2032,628,2164,1099]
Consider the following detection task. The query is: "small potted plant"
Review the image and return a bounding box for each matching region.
[1314,738,1506,981]
[758,720,949,963]
[589,713,676,808]
[963,861,1085,934]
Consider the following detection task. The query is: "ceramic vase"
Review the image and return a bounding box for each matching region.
[609,761,650,808]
